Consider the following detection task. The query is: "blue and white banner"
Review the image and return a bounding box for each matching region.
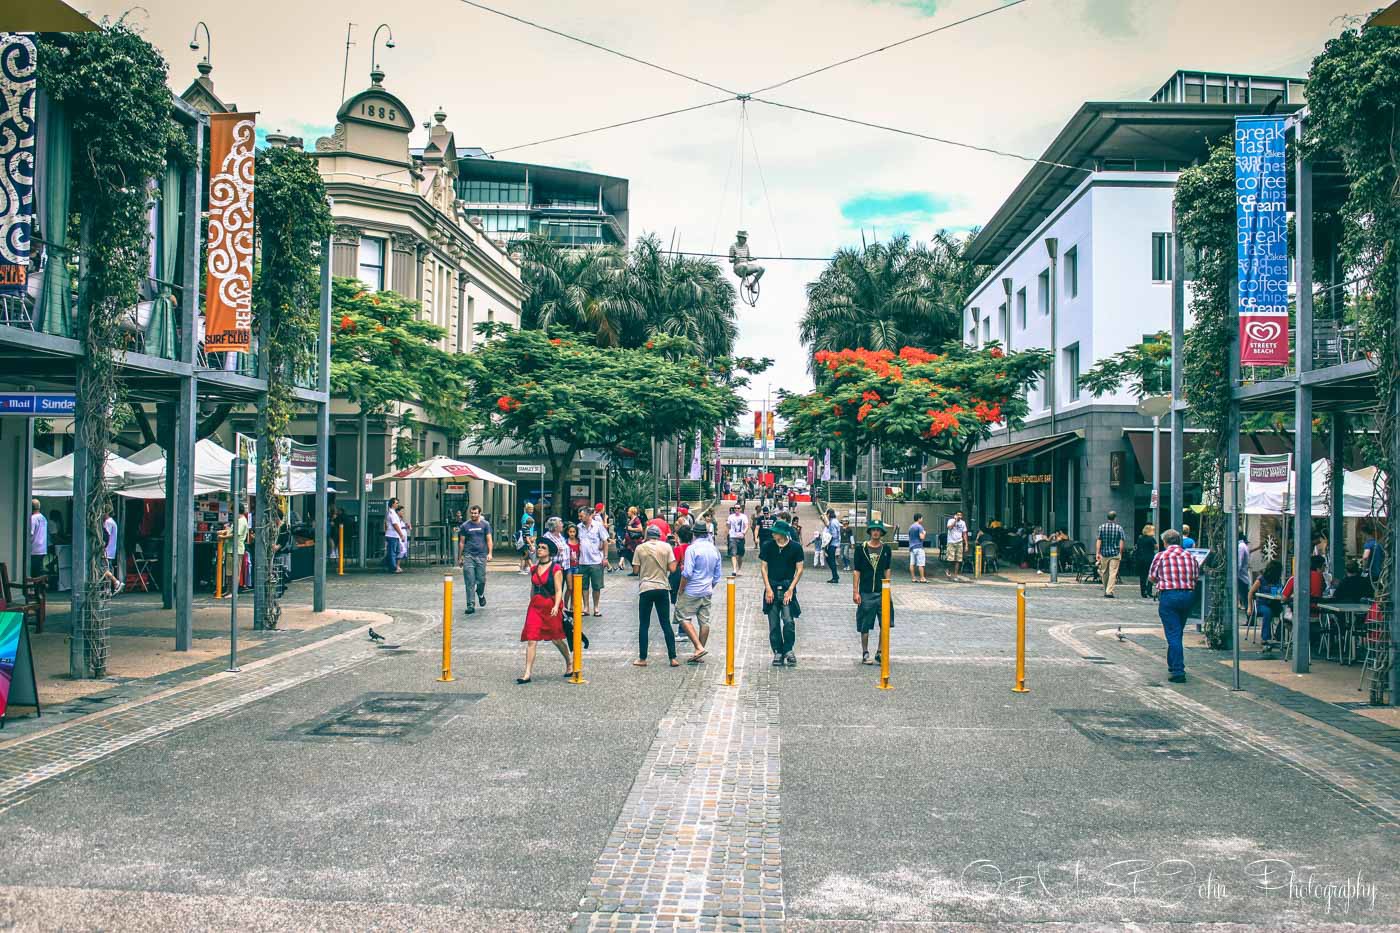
[1235,116,1289,366]
[0,34,36,297]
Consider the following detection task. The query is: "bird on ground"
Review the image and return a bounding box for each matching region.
[368,628,386,642]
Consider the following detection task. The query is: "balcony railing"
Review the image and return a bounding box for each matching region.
[1241,271,1377,384]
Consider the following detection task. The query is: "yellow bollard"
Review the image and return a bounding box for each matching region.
[338,524,344,576]
[569,573,586,684]
[215,542,224,600]
[975,545,983,578]
[724,576,736,687]
[1013,583,1029,693]
[878,579,892,690]
[438,574,455,682]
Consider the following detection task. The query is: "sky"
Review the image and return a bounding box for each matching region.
[87,0,1367,419]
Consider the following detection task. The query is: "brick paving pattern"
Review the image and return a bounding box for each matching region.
[575,577,784,932]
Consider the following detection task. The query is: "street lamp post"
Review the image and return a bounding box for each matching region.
[188,21,211,70]
[371,23,396,78]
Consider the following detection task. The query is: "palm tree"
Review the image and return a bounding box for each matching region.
[517,237,643,347]
[631,235,737,360]
[799,231,983,369]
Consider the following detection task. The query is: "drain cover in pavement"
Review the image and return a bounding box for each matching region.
[1055,708,1230,761]
[288,692,482,743]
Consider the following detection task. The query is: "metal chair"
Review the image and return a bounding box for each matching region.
[1312,318,1344,369]
[131,542,158,592]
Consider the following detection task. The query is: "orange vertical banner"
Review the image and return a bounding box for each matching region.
[204,112,256,353]
[753,411,761,440]
[766,410,775,442]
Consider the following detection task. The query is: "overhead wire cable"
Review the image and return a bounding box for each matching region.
[485,97,736,156]
[453,0,738,95]
[747,0,1032,95]
[749,97,1092,173]
[744,111,784,258]
[660,250,831,261]
[709,105,746,254]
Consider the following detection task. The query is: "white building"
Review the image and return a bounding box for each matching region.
[956,73,1302,541]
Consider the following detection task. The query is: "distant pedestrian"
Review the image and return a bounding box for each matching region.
[1363,526,1385,585]
[1148,529,1199,683]
[395,505,411,562]
[456,504,493,615]
[1180,523,1195,550]
[623,506,644,574]
[726,503,749,576]
[633,526,680,667]
[823,509,841,583]
[518,541,574,684]
[907,511,927,583]
[517,502,536,574]
[853,520,892,665]
[100,504,122,595]
[576,506,609,617]
[28,498,47,580]
[1095,510,1124,598]
[383,497,405,573]
[1135,524,1158,598]
[840,518,853,570]
[760,519,804,667]
[754,506,775,551]
[944,510,968,580]
[674,523,722,663]
[1236,533,1252,609]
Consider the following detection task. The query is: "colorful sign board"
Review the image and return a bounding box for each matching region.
[1235,116,1290,366]
[0,392,74,415]
[0,35,36,297]
[204,112,257,352]
[0,609,40,725]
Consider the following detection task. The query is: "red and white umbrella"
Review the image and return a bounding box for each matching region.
[374,455,515,486]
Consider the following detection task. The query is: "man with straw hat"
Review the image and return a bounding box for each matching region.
[853,520,893,665]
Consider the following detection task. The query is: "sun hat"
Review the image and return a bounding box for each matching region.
[772,520,794,539]
[866,520,886,535]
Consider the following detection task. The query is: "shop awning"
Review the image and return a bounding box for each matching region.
[1121,429,1353,485]
[932,431,1081,471]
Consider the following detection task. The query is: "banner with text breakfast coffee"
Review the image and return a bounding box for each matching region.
[1235,115,1289,366]
[204,112,256,353]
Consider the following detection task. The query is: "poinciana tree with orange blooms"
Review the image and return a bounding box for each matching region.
[778,343,1050,515]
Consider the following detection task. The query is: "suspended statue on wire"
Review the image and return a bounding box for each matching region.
[729,229,764,307]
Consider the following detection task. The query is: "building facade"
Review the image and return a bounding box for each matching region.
[957,74,1302,542]
[451,153,629,249]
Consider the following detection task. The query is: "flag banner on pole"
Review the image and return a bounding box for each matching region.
[689,431,702,480]
[766,410,775,443]
[1235,116,1289,366]
[0,34,36,297]
[822,448,832,482]
[713,425,724,484]
[806,458,815,487]
[753,411,761,439]
[204,112,256,352]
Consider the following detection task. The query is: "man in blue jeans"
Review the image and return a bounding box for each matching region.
[457,504,493,615]
[824,509,841,583]
[1148,529,1200,683]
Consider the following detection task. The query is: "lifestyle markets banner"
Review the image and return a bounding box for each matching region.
[1235,116,1289,366]
[0,34,36,297]
[204,112,256,352]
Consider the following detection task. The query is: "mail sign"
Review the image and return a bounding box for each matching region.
[0,393,76,416]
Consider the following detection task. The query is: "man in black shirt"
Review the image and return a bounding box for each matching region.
[760,519,804,667]
[754,506,776,550]
[853,520,892,665]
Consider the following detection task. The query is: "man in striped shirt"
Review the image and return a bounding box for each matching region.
[1095,510,1125,598]
[1148,529,1200,683]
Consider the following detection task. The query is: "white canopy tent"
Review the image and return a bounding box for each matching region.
[32,450,145,497]
[1243,459,1385,517]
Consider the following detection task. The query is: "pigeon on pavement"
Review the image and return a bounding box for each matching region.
[368,628,386,642]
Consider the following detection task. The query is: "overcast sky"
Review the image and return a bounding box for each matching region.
[89,0,1365,416]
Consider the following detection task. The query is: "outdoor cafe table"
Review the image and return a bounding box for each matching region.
[1317,602,1374,664]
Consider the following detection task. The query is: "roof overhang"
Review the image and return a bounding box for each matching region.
[933,430,1082,471]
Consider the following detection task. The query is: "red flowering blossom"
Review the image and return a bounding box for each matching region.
[973,401,1003,423]
[496,395,521,413]
[857,402,874,422]
[924,404,965,437]
[833,403,844,416]
[549,338,562,346]
[988,347,1005,359]
[339,315,355,332]
[861,390,881,402]
[898,347,938,365]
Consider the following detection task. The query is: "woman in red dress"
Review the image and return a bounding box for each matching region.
[519,540,574,684]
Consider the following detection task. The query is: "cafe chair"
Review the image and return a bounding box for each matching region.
[132,542,158,593]
[0,562,46,633]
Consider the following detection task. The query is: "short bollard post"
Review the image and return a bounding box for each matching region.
[878,579,893,690]
[569,573,586,684]
[1049,546,1059,584]
[338,525,344,576]
[1013,583,1029,693]
[724,576,736,687]
[438,574,455,682]
[215,543,224,600]
[975,545,984,578]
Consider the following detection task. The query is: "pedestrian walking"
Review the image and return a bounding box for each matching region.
[840,518,853,570]
[576,506,609,617]
[633,526,679,667]
[456,504,492,614]
[518,541,574,684]
[396,505,411,563]
[754,506,775,552]
[1236,533,1252,610]
[1095,510,1125,598]
[852,520,892,664]
[100,504,122,595]
[383,497,405,573]
[907,511,927,583]
[674,523,722,662]
[726,503,749,576]
[760,519,804,666]
[517,502,536,574]
[219,503,249,595]
[943,510,968,580]
[1180,524,1196,549]
[27,498,47,580]
[1148,529,1199,683]
[623,506,644,574]
[823,509,841,583]
[1135,524,1158,598]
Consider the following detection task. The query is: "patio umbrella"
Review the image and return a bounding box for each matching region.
[374,455,514,485]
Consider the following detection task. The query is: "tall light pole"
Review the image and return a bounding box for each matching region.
[371,23,396,79]
[188,21,212,71]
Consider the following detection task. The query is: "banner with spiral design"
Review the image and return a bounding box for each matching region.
[0,34,36,297]
[204,112,256,352]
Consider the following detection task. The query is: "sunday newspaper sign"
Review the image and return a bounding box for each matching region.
[1235,116,1289,366]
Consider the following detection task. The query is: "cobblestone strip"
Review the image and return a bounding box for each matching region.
[575,579,784,932]
[1051,621,1400,829]
[0,610,433,802]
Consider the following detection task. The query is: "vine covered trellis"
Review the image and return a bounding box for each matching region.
[251,146,332,629]
[37,22,190,676]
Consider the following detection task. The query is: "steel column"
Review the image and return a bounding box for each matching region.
[173,375,196,650]
[1329,413,1345,581]
[314,236,331,612]
[358,409,369,568]
[1291,135,1314,674]
[1170,210,1186,531]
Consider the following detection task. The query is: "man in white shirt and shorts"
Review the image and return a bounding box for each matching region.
[726,504,749,576]
[944,510,968,580]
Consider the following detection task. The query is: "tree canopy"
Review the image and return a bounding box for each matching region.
[778,344,1048,513]
[462,328,748,509]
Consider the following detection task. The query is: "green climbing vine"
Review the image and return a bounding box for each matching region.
[37,22,190,676]
[251,146,333,629]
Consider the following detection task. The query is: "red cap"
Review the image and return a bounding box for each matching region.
[594,502,605,511]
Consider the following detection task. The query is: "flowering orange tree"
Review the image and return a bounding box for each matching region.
[778,344,1049,514]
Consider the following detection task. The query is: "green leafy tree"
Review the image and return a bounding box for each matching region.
[630,234,737,359]
[329,278,470,449]
[799,233,980,371]
[778,344,1048,516]
[462,329,746,510]
[1080,332,1172,399]
[517,239,642,347]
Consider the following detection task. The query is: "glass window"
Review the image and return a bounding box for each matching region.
[982,317,991,342]
[1064,246,1078,298]
[1205,83,1226,103]
[1185,81,1204,103]
[1151,233,1173,282]
[357,237,385,291]
[997,303,1007,343]
[968,326,977,347]
[1037,269,1050,315]
[1065,344,1081,401]
[1016,287,1027,329]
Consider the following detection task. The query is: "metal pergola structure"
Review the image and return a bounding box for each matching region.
[1168,111,1396,704]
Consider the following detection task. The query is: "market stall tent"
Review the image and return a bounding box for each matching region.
[1243,459,1385,517]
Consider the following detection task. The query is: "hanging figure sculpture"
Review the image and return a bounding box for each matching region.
[729,230,765,307]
